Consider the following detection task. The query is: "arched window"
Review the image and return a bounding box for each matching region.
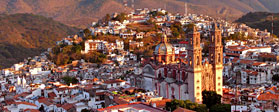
[189,56,192,66]
[218,53,221,63]
[164,68,167,77]
[197,56,200,65]
[182,72,185,81]
[196,37,199,46]
[173,70,176,79]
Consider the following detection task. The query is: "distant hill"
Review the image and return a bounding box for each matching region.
[236,12,279,35]
[0,13,78,68]
[1,0,279,27]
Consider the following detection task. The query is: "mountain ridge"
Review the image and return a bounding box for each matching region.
[0,13,78,68]
[236,12,279,36]
[1,0,279,27]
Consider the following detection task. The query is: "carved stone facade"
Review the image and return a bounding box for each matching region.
[133,24,223,103]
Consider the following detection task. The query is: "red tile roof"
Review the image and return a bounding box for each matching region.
[259,53,278,58]
[104,79,125,84]
[257,92,279,101]
[252,62,266,66]
[38,97,52,106]
[15,102,37,107]
[232,58,239,63]
[24,109,40,112]
[244,69,258,76]
[239,60,254,64]
[61,103,75,110]
[48,92,57,99]
[113,96,129,105]
[14,92,31,99]
[226,53,240,57]
[147,98,172,109]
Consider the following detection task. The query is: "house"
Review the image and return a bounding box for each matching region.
[258,53,279,63]
[36,97,54,112]
[231,105,248,112]
[226,46,271,59]
[7,102,38,112]
[55,103,76,112]
[103,79,126,89]
[135,32,145,39]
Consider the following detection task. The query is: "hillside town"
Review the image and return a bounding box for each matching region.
[1,8,279,112]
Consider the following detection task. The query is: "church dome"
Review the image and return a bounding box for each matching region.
[154,34,174,55]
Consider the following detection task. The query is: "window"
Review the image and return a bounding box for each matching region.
[173,70,176,79]
[218,53,221,63]
[189,56,192,66]
[196,38,199,46]
[197,56,200,65]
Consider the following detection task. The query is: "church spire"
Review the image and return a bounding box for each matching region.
[161,33,168,43]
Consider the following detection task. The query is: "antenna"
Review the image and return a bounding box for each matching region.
[272,13,274,36]
[185,2,188,16]
[123,0,128,12]
[131,0,134,9]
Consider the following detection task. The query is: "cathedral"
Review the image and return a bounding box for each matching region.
[130,24,223,103]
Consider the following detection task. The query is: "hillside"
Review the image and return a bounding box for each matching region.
[1,0,279,27]
[0,13,78,68]
[236,12,279,35]
[0,0,132,28]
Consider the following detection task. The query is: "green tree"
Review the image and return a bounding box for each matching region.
[209,104,231,112]
[84,51,107,64]
[202,90,222,108]
[72,44,82,53]
[272,74,279,82]
[185,23,195,33]
[166,99,207,112]
[83,28,91,37]
[171,22,184,38]
[113,13,127,23]
[103,14,111,24]
[39,105,45,112]
[62,76,79,85]
[81,109,90,112]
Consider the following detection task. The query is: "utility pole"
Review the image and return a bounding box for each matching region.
[272,13,274,36]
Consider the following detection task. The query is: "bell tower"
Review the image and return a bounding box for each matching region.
[209,23,223,96]
[187,26,202,69]
[187,26,203,103]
